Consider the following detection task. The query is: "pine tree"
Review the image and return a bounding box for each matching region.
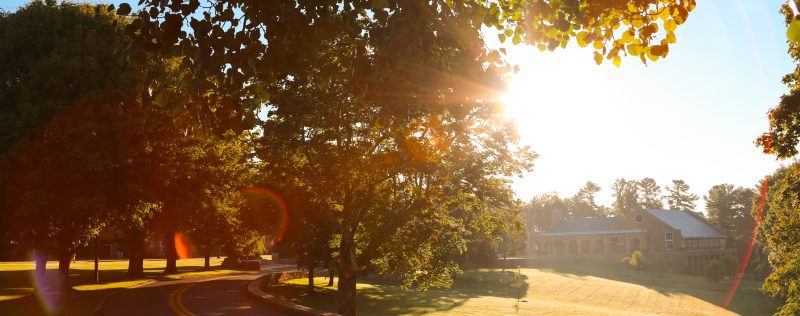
[638,178,664,209]
[666,180,699,211]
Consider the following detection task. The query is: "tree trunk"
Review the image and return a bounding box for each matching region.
[337,233,358,316]
[94,236,99,284]
[126,229,145,277]
[308,265,315,294]
[204,253,211,270]
[327,268,335,287]
[164,230,178,274]
[57,248,74,289]
[33,249,47,290]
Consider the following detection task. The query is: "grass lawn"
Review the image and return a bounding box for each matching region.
[0,257,248,315]
[268,260,783,315]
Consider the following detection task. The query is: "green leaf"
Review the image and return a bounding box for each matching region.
[789,19,800,43]
[498,33,507,43]
[117,3,132,16]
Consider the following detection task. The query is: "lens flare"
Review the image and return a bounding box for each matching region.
[240,186,289,247]
[724,175,768,309]
[28,252,58,314]
[174,233,191,259]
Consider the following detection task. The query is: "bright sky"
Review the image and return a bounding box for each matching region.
[1,0,795,209]
[496,1,794,208]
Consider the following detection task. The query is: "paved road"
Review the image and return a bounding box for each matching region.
[102,264,296,316]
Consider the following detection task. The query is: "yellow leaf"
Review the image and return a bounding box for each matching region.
[646,48,659,62]
[659,9,670,21]
[593,40,604,49]
[613,55,621,67]
[594,51,603,65]
[666,31,676,44]
[627,43,642,56]
[631,17,644,28]
[788,19,800,43]
[627,3,638,13]
[664,19,677,32]
[577,31,589,47]
[622,30,634,44]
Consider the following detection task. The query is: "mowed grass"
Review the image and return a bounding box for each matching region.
[0,257,246,315]
[269,260,782,315]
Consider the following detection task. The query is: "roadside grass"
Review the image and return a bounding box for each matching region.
[269,261,782,315]
[0,257,242,315]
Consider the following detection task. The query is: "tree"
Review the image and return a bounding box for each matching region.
[759,163,800,314]
[704,184,755,257]
[255,26,534,314]
[567,181,605,218]
[185,132,257,270]
[611,178,641,216]
[637,178,663,209]
[665,180,698,211]
[125,0,698,132]
[0,0,138,289]
[524,193,567,232]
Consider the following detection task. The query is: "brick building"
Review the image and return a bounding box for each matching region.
[529,209,736,274]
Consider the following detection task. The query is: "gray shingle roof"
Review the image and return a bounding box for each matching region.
[646,209,725,238]
[549,217,622,233]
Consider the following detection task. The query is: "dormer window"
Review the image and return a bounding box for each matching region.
[635,214,643,223]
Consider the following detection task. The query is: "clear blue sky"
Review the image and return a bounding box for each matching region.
[2,0,796,211]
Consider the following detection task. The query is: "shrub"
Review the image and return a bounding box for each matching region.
[720,255,739,278]
[628,251,647,271]
[704,260,724,283]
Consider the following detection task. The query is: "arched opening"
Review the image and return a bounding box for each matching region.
[568,240,578,254]
[555,241,565,254]
[580,240,590,254]
[594,239,604,254]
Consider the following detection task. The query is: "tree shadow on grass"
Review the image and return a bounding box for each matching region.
[500,258,781,316]
[270,270,530,315]
[0,259,236,315]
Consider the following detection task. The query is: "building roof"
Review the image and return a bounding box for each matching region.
[549,217,622,233]
[645,209,725,238]
[534,229,644,237]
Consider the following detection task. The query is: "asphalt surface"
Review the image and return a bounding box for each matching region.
[102,264,297,316]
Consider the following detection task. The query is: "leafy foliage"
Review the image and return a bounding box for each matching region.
[704,184,755,257]
[760,163,800,314]
[665,179,698,211]
[568,181,606,218]
[704,260,724,283]
[629,250,647,271]
[757,4,800,157]
[123,0,698,130]
[524,193,567,232]
[720,254,739,279]
[611,178,641,215]
[637,178,663,209]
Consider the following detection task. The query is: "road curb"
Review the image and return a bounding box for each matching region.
[246,269,340,316]
[93,279,157,316]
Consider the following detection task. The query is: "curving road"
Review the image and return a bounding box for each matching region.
[102,264,296,316]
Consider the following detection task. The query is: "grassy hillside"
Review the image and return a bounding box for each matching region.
[271,260,781,315]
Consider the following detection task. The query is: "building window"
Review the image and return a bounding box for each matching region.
[634,214,643,223]
[665,232,674,250]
